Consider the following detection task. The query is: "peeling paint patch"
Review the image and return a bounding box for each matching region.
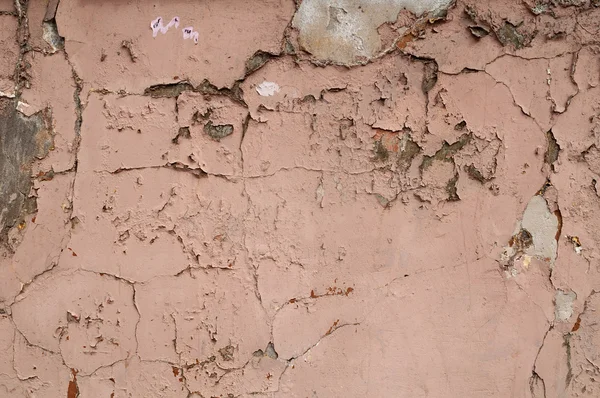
[544,130,560,168]
[245,51,275,75]
[42,19,64,51]
[0,15,17,98]
[144,81,194,98]
[464,4,534,49]
[2,1,600,396]
[0,100,50,235]
[567,235,582,254]
[204,120,233,141]
[67,368,79,398]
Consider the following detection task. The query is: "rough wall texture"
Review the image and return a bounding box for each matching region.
[0,0,599,397]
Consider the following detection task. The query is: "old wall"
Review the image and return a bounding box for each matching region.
[0,0,599,397]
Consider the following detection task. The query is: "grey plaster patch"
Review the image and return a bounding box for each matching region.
[501,194,560,269]
[555,290,576,322]
[292,0,453,64]
[522,195,559,265]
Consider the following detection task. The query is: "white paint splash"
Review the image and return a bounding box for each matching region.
[151,16,180,38]
[256,81,280,97]
[182,27,199,44]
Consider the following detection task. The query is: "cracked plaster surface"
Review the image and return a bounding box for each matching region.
[0,0,600,397]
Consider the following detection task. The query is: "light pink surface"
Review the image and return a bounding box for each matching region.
[1,1,600,397]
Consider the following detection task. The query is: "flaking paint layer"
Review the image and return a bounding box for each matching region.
[1,0,600,397]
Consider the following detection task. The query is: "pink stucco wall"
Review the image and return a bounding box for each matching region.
[1,0,600,397]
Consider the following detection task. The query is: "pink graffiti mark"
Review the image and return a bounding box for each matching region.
[182,26,199,44]
[151,16,180,38]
